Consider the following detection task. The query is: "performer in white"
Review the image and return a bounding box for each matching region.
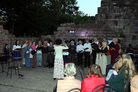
[76,40,84,66]
[83,39,92,67]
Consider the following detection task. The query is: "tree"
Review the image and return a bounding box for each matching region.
[0,0,92,37]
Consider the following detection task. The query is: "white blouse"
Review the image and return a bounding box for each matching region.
[12,45,22,50]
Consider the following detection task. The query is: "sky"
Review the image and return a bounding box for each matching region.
[77,0,101,16]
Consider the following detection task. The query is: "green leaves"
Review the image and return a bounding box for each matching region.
[0,0,91,37]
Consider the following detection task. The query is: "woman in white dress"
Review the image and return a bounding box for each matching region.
[53,39,68,80]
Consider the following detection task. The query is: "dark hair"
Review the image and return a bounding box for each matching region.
[15,40,19,46]
[88,64,103,77]
[55,39,62,45]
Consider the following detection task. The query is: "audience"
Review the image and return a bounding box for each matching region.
[57,63,81,92]
[131,75,138,92]
[81,64,105,92]
[107,54,136,92]
[3,38,138,92]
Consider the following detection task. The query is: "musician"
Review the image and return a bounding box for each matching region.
[69,41,76,63]
[91,37,99,64]
[76,40,84,66]
[63,41,69,64]
[84,39,92,67]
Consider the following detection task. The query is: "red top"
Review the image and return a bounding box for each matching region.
[81,75,105,92]
[110,44,120,64]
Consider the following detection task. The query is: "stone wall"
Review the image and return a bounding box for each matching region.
[53,23,120,41]
[0,25,39,53]
[95,0,138,47]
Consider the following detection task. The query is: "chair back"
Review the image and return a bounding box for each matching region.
[68,88,81,92]
[93,84,105,92]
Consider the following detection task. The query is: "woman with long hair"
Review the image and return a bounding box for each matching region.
[108,54,136,92]
[24,41,33,67]
[81,64,105,92]
[36,40,43,67]
[12,40,22,68]
[31,41,37,68]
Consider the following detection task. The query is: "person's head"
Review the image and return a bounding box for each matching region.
[55,39,62,45]
[43,40,48,46]
[5,44,8,47]
[102,42,107,48]
[85,39,89,43]
[32,41,36,45]
[113,54,136,78]
[113,38,118,44]
[88,64,103,77]
[15,40,20,45]
[98,42,102,47]
[94,37,97,42]
[49,41,53,46]
[70,41,74,45]
[64,63,76,77]
[29,41,32,46]
[103,38,107,42]
[78,40,82,45]
[25,40,28,44]
[128,44,132,48]
[38,40,42,46]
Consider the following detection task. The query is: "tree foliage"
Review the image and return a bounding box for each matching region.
[0,0,92,37]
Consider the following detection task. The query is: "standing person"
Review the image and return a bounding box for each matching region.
[84,39,92,67]
[96,42,108,75]
[24,41,33,67]
[69,41,76,63]
[53,39,68,80]
[12,40,22,68]
[91,37,99,64]
[109,38,120,64]
[42,40,49,67]
[95,42,102,66]
[76,40,84,66]
[63,41,69,64]
[36,41,43,67]
[47,41,54,68]
[3,43,10,57]
[22,40,28,66]
[31,41,37,68]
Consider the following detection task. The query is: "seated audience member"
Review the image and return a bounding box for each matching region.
[106,48,123,76]
[131,75,138,92]
[57,63,81,92]
[107,54,136,92]
[81,64,105,92]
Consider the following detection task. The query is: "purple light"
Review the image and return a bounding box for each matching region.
[80,32,86,37]
[69,30,75,33]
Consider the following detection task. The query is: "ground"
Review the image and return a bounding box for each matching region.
[0,66,87,92]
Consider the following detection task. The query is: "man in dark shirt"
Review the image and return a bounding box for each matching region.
[69,41,76,63]
[91,37,99,64]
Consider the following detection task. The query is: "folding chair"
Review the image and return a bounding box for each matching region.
[68,88,81,92]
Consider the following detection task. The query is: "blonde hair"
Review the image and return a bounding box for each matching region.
[102,42,107,48]
[113,54,136,78]
[64,63,76,76]
[88,64,103,77]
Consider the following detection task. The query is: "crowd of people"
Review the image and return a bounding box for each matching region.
[2,37,138,92]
